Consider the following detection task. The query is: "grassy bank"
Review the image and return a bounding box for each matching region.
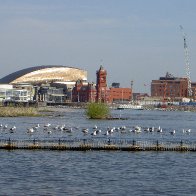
[0,107,40,117]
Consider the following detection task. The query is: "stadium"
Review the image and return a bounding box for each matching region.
[0,65,87,85]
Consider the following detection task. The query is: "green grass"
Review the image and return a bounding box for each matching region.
[0,107,40,117]
[86,102,110,119]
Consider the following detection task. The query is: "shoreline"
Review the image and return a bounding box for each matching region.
[43,104,196,112]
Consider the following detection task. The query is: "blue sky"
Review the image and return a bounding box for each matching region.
[0,0,196,93]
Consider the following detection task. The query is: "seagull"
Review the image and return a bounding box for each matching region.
[47,130,52,134]
[104,130,110,136]
[96,129,101,134]
[91,130,97,136]
[63,127,70,131]
[66,128,73,133]
[157,126,163,133]
[53,125,60,130]
[27,127,34,134]
[183,129,191,134]
[44,123,51,128]
[108,128,114,134]
[144,128,149,132]
[120,126,126,130]
[93,125,98,129]
[82,128,89,134]
[170,130,175,135]
[33,124,40,130]
[115,127,120,131]
[10,126,16,133]
[133,126,142,133]
[149,127,154,132]
[57,125,65,131]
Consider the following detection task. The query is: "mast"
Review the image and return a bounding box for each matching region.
[180,25,192,97]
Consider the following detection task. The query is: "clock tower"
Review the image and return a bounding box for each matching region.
[96,65,107,102]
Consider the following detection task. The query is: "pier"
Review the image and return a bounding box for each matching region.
[0,138,196,152]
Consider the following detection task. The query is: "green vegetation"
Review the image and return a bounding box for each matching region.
[0,107,40,117]
[86,102,110,119]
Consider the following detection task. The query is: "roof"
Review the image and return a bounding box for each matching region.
[0,65,87,84]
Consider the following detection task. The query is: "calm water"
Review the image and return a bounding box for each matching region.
[0,108,196,195]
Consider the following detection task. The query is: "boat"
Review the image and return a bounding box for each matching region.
[117,104,143,110]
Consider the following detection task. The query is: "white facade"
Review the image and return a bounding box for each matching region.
[0,88,33,102]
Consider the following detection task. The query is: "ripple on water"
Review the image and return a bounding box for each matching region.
[0,109,196,195]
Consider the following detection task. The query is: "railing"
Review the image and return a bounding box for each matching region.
[0,138,196,151]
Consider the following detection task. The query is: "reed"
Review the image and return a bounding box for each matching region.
[0,107,40,117]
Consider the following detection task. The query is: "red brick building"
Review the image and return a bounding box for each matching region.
[96,65,110,102]
[72,80,97,102]
[109,87,131,103]
[151,72,196,100]
[72,65,132,103]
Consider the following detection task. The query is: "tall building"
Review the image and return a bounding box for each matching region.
[96,65,109,102]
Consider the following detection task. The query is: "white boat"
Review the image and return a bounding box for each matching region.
[117,104,143,110]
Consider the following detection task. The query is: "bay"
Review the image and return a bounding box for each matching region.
[0,108,196,195]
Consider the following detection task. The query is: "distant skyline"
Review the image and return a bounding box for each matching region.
[0,0,196,93]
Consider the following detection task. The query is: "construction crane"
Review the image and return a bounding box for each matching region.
[179,25,192,97]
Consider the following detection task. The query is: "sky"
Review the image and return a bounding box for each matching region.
[0,0,196,93]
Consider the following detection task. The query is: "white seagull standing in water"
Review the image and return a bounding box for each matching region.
[170,130,175,135]
[157,126,163,133]
[33,124,40,130]
[183,129,191,134]
[82,128,89,134]
[91,130,97,136]
[44,123,51,128]
[10,126,16,133]
[27,127,34,134]
[93,125,98,129]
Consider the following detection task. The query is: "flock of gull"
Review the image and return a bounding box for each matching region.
[0,123,192,137]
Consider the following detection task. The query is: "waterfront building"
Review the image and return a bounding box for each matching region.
[72,80,97,103]
[0,65,87,85]
[151,72,196,101]
[109,87,131,103]
[72,65,132,103]
[0,65,88,104]
[0,65,132,104]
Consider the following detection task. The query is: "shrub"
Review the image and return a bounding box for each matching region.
[86,102,110,119]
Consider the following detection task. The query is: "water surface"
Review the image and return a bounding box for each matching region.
[0,108,196,195]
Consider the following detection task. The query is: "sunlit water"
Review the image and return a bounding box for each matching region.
[0,108,196,195]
